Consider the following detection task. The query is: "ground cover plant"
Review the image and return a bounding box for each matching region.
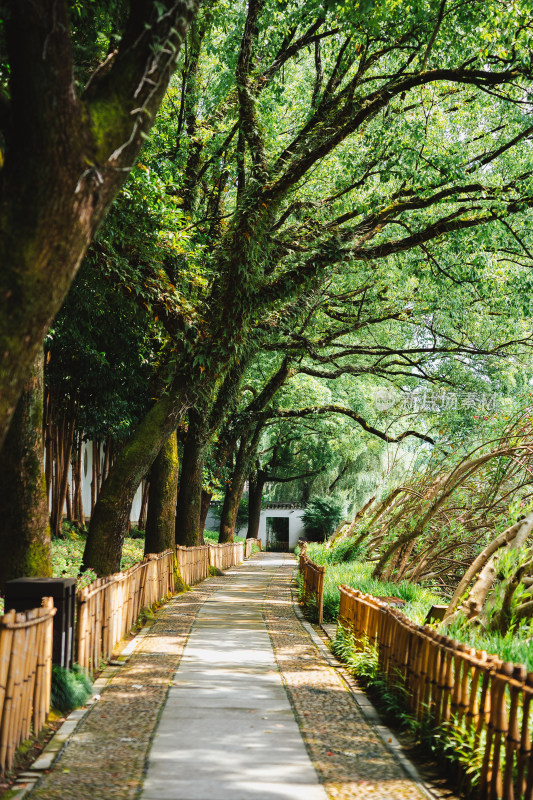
[52,526,144,590]
[303,540,442,623]
[331,626,486,794]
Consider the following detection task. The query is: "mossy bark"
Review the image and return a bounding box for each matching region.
[0,350,52,590]
[144,431,179,555]
[247,470,265,539]
[0,0,196,448]
[199,490,212,538]
[219,422,265,543]
[83,394,187,575]
[218,478,245,544]
[175,412,208,547]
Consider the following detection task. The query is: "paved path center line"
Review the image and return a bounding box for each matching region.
[140,553,328,800]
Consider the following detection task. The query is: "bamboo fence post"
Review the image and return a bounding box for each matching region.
[1,613,24,769]
[517,675,533,795]
[19,610,36,743]
[503,664,525,800]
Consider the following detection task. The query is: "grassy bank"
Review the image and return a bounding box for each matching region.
[304,540,533,669]
[52,526,145,588]
[303,540,442,624]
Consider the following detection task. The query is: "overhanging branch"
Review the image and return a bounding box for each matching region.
[273,405,435,445]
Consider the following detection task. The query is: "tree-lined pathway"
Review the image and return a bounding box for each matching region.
[28,554,436,800]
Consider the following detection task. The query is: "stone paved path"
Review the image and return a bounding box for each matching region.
[141,553,328,800]
[27,552,434,800]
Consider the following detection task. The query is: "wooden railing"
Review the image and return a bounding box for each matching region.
[298,541,325,625]
[176,541,246,585]
[76,550,174,674]
[244,538,262,558]
[339,584,533,800]
[209,542,244,570]
[0,598,55,771]
[176,544,210,586]
[0,537,257,770]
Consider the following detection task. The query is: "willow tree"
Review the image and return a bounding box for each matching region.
[0,0,197,448]
[84,0,533,574]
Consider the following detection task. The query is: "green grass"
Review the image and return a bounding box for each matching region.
[304,541,442,624]
[51,526,145,589]
[304,540,533,670]
[441,616,533,671]
[202,529,245,543]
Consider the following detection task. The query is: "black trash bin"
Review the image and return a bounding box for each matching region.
[4,577,76,668]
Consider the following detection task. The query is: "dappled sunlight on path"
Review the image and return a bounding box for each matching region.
[264,557,430,800]
[26,553,440,800]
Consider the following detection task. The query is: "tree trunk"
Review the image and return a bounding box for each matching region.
[82,394,187,576]
[199,490,212,541]
[72,432,84,525]
[144,431,179,555]
[219,430,258,543]
[219,480,245,544]
[247,469,265,539]
[175,412,208,547]
[137,480,150,530]
[444,512,533,624]
[0,350,52,589]
[50,410,76,537]
[0,1,196,448]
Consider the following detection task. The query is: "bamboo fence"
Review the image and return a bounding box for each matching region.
[244,537,262,558]
[0,598,55,771]
[208,542,244,570]
[0,539,254,771]
[176,542,246,584]
[298,541,325,625]
[176,542,244,586]
[338,584,533,800]
[76,550,174,674]
[176,544,210,585]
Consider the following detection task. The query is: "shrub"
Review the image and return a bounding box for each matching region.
[51,664,93,713]
[302,496,344,542]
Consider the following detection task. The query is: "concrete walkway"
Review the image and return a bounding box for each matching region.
[141,553,328,800]
[24,552,439,800]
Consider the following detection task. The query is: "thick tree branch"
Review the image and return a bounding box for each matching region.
[273,405,435,445]
[236,0,268,180]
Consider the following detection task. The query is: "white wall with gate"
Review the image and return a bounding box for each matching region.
[204,503,305,551]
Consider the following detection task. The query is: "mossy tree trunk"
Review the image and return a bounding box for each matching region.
[82,394,188,575]
[199,490,212,542]
[0,0,196,448]
[83,363,247,573]
[144,431,179,555]
[219,423,264,543]
[175,411,208,547]
[247,468,266,540]
[0,350,52,589]
[218,480,245,544]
